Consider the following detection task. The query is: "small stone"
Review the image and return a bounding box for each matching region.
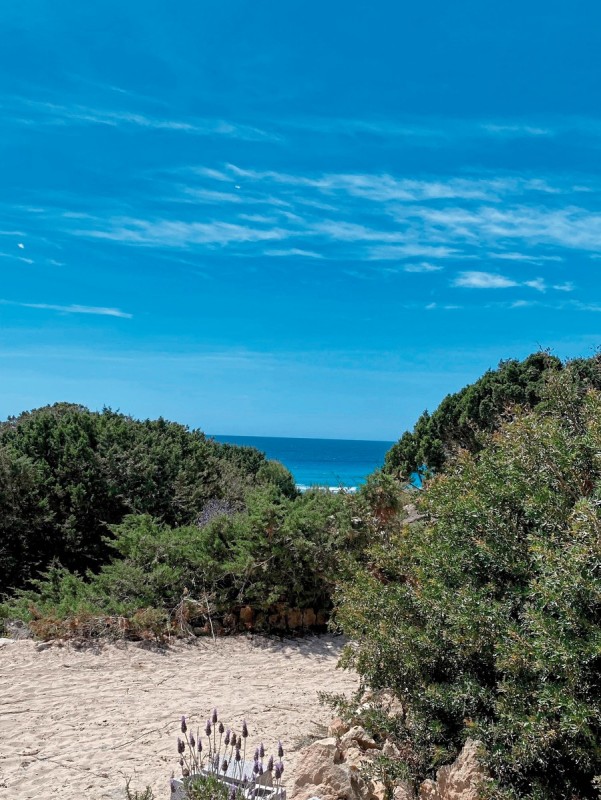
[35,642,51,652]
[393,782,415,800]
[340,726,378,751]
[343,745,366,769]
[382,740,402,759]
[369,780,387,800]
[327,717,350,738]
[378,691,404,719]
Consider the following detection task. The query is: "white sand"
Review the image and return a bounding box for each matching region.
[0,635,357,799]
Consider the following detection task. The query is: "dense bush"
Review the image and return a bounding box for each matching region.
[383,351,601,479]
[0,404,295,594]
[336,369,601,799]
[1,485,357,632]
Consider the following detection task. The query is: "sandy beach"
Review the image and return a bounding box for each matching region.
[0,634,357,800]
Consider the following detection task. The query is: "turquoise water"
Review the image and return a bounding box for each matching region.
[211,434,394,490]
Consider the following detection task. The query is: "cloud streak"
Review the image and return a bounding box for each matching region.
[5,97,277,141]
[1,300,132,318]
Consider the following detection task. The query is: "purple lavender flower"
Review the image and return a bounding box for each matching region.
[235,747,241,762]
[224,729,231,746]
[179,758,184,768]
[231,732,237,747]
[259,764,264,776]
[212,708,218,724]
[278,741,284,759]
[259,743,265,758]
[181,716,187,734]
[253,762,260,776]
[254,748,260,762]
[205,720,212,736]
[198,739,203,752]
[274,763,282,781]
[278,761,284,775]
[222,759,229,773]
[267,756,274,772]
[242,720,248,738]
[189,733,196,750]
[177,738,185,755]
[219,721,225,735]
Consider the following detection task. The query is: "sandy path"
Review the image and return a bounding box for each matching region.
[0,635,356,800]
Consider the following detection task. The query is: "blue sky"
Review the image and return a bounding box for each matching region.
[1,0,600,439]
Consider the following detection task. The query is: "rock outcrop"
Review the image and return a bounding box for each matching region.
[291,723,487,800]
[418,740,486,800]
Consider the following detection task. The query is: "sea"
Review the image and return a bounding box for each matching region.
[211,435,394,491]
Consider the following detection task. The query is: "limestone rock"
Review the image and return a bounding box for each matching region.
[340,726,378,751]
[393,782,415,800]
[328,717,351,738]
[419,780,437,799]
[382,740,402,759]
[368,780,387,800]
[418,740,487,800]
[378,690,404,719]
[291,737,362,800]
[343,745,367,770]
[402,504,425,525]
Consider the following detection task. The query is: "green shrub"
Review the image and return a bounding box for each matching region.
[337,369,601,799]
[0,404,294,594]
[0,485,355,633]
[382,351,600,479]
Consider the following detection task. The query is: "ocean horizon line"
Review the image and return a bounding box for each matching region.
[210,432,395,445]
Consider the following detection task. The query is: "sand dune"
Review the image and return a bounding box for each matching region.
[0,635,357,800]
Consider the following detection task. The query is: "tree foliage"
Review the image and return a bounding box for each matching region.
[0,403,295,594]
[2,487,356,628]
[383,352,601,479]
[337,369,601,799]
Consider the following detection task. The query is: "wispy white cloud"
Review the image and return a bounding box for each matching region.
[424,302,462,310]
[6,98,277,141]
[403,262,444,273]
[0,252,34,265]
[224,164,560,203]
[453,271,518,289]
[453,272,564,293]
[366,244,458,260]
[1,300,132,318]
[523,278,547,292]
[264,248,324,258]
[489,251,563,263]
[274,115,565,143]
[74,218,290,247]
[481,123,552,137]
